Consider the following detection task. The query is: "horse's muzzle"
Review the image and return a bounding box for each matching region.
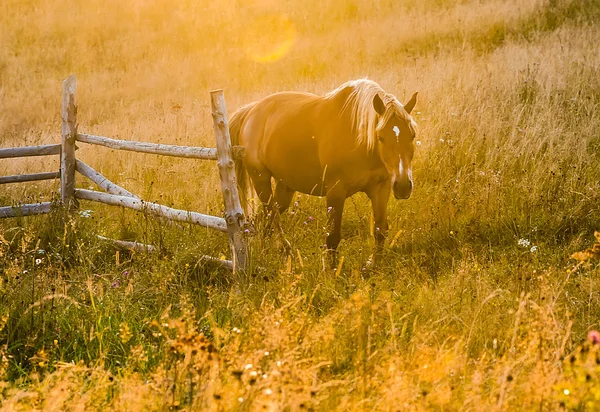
[393,180,413,199]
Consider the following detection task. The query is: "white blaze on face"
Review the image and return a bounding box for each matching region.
[398,156,413,183]
[393,125,400,141]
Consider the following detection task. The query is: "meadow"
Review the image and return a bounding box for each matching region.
[2,0,600,409]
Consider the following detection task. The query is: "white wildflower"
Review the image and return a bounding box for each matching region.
[517,238,531,248]
[79,209,93,218]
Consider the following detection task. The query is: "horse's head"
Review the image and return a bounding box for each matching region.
[373,92,418,199]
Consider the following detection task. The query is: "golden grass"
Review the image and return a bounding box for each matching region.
[2,0,600,410]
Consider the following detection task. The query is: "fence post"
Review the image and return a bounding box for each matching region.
[61,75,77,209]
[210,89,248,278]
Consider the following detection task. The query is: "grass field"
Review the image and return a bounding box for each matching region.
[2,0,600,409]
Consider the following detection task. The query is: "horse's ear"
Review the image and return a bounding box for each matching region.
[373,94,385,115]
[404,92,418,114]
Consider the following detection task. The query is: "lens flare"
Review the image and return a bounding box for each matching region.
[243,12,296,63]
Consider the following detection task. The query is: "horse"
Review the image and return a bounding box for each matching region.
[229,79,418,264]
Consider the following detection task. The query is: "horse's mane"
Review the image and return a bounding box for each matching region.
[324,79,417,151]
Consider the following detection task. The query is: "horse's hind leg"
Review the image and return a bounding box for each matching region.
[272,182,295,253]
[247,167,279,238]
[274,181,295,214]
[248,167,274,210]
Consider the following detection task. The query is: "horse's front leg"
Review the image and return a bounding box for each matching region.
[367,182,391,264]
[325,188,346,267]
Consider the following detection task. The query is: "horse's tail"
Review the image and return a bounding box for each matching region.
[229,101,256,214]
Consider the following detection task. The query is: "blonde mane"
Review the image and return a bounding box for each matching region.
[324,79,417,151]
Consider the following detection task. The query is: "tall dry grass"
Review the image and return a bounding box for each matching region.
[2,0,600,410]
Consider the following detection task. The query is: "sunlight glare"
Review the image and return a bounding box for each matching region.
[243,12,296,63]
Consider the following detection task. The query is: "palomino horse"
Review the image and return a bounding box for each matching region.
[229,79,418,263]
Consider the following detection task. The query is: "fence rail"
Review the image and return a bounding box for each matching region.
[0,144,61,159]
[75,159,138,198]
[75,189,228,232]
[0,74,249,276]
[0,202,53,218]
[0,172,60,185]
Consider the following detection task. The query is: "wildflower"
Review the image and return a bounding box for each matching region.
[112,280,120,288]
[264,351,270,356]
[517,238,531,248]
[37,249,45,255]
[327,206,333,212]
[250,371,257,377]
[35,258,42,265]
[123,270,129,276]
[238,397,244,402]
[79,209,93,218]
[265,388,273,395]
[564,389,570,395]
[308,216,314,221]
[244,229,250,234]
[530,246,538,253]
[416,140,422,146]
[294,202,299,207]
[588,330,600,345]
[245,363,253,370]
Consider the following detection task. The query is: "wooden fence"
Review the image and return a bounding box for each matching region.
[0,75,248,275]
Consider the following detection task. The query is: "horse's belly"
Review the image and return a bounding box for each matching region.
[262,137,327,195]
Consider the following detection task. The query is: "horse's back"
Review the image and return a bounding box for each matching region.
[238,92,336,194]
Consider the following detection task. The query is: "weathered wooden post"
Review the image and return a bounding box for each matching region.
[210,89,248,278]
[61,75,77,209]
